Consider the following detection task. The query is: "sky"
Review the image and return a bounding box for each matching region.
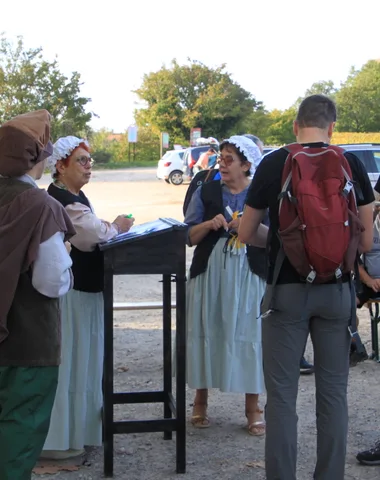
[1,0,379,133]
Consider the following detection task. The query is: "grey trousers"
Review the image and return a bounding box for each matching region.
[261,283,351,480]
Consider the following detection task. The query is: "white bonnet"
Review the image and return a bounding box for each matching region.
[220,135,262,176]
[46,135,89,177]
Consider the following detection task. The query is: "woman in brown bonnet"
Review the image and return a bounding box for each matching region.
[0,110,75,478]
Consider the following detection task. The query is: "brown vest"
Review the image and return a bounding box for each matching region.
[0,181,61,366]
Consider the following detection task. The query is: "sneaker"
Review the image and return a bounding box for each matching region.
[357,440,380,465]
[300,356,314,374]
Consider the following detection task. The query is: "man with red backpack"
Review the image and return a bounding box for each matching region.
[239,95,374,480]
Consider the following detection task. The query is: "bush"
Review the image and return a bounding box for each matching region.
[92,149,113,164]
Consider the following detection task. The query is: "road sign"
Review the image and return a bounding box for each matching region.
[190,128,201,146]
[128,125,138,143]
[161,132,169,149]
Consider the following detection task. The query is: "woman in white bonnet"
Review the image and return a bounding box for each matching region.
[184,135,267,435]
[41,136,134,459]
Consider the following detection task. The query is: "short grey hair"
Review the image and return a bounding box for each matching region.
[243,134,264,154]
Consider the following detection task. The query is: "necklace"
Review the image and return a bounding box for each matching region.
[54,180,81,196]
[54,180,68,191]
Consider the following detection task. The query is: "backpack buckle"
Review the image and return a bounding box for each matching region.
[342,180,353,197]
[287,191,297,204]
[306,270,316,283]
[348,326,356,338]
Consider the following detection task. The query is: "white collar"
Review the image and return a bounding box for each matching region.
[17,174,38,188]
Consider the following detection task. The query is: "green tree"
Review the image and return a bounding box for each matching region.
[305,80,336,97]
[0,34,93,139]
[266,81,338,145]
[90,125,160,165]
[238,105,273,143]
[301,80,337,101]
[335,60,380,132]
[88,128,115,164]
[294,80,337,108]
[134,59,259,142]
[266,107,297,145]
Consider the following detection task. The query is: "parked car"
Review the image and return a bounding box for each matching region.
[156,149,186,185]
[182,145,220,180]
[338,143,380,187]
[260,144,380,187]
[261,146,278,157]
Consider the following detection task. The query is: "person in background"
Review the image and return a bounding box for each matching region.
[0,110,75,479]
[185,135,267,435]
[242,134,264,176]
[349,204,380,366]
[194,148,217,174]
[41,136,134,460]
[355,183,380,464]
[374,175,380,201]
[243,134,264,153]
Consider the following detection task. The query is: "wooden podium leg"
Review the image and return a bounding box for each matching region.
[375,304,380,362]
[370,303,380,361]
[104,273,114,477]
[176,275,186,473]
[163,274,172,440]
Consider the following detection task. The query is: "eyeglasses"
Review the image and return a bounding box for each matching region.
[217,154,235,167]
[75,156,94,167]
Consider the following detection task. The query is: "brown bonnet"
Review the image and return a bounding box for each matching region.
[0,109,52,177]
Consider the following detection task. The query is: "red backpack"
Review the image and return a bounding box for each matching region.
[277,143,364,284]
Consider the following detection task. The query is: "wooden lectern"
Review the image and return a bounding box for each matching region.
[99,218,187,477]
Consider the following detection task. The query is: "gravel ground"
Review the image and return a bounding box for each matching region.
[31,169,380,480]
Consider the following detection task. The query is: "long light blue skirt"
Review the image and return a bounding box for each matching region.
[43,289,104,450]
[187,238,265,394]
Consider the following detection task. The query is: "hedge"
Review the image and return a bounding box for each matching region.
[331,132,380,144]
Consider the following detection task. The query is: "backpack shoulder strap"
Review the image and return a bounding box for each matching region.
[278,146,297,203]
[183,169,211,216]
[204,168,216,182]
[326,144,346,155]
[200,178,223,206]
[283,143,304,155]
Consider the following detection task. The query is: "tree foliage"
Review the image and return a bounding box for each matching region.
[4,34,377,154]
[266,108,297,145]
[89,125,160,165]
[134,59,259,143]
[238,105,272,143]
[265,61,380,144]
[335,60,380,132]
[0,34,93,139]
[294,80,337,108]
[304,80,337,98]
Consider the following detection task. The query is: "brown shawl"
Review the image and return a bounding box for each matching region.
[0,110,75,343]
